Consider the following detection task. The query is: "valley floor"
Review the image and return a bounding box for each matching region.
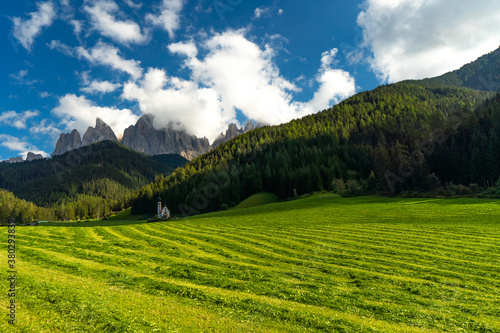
[1,195,500,332]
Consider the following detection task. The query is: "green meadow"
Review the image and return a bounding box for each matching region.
[1,195,500,332]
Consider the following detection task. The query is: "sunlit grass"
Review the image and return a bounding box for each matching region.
[1,195,499,332]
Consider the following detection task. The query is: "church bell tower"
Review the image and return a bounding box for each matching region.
[157,196,162,219]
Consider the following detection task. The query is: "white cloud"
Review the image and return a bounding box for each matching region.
[47,40,75,56]
[80,71,121,94]
[0,134,48,158]
[11,1,56,51]
[123,30,356,142]
[84,0,148,44]
[77,42,143,79]
[168,41,198,58]
[254,7,270,19]
[278,9,284,15]
[30,119,62,141]
[81,80,121,94]
[308,67,356,113]
[52,94,139,138]
[124,0,142,9]
[70,20,83,37]
[146,0,185,39]
[320,49,339,69]
[123,68,224,141]
[10,69,28,82]
[358,0,500,83]
[0,110,40,129]
[10,69,41,86]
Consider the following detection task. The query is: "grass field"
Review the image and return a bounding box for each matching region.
[1,195,500,332]
[234,192,278,209]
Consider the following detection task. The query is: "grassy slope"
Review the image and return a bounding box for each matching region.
[1,196,500,332]
[234,192,278,209]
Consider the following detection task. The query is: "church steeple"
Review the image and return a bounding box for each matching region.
[157,196,162,219]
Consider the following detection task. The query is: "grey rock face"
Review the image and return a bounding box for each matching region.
[26,152,43,161]
[51,129,82,157]
[82,118,118,146]
[122,114,211,160]
[50,116,255,160]
[244,120,255,132]
[212,120,255,148]
[7,157,23,163]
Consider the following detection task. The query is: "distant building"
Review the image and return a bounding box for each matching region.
[157,197,171,220]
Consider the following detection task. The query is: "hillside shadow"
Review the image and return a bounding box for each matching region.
[38,219,156,227]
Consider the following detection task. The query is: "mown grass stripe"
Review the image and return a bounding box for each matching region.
[17,246,444,332]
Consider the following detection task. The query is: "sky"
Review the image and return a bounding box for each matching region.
[1,0,500,160]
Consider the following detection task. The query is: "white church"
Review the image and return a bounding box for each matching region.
[157,196,171,220]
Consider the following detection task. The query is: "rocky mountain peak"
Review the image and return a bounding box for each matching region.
[50,116,256,160]
[212,121,256,148]
[122,114,211,160]
[244,120,255,132]
[27,152,43,161]
[6,157,23,164]
[82,118,118,146]
[51,129,82,157]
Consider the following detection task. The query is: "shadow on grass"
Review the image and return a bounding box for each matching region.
[39,219,153,227]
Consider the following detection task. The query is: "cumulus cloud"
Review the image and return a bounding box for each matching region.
[0,134,48,158]
[0,110,40,129]
[11,1,56,51]
[168,41,197,58]
[123,30,356,142]
[84,0,148,44]
[52,94,139,138]
[308,49,356,112]
[77,42,143,79]
[358,0,500,83]
[146,0,185,39]
[123,68,224,140]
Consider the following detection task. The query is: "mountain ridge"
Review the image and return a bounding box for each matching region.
[51,115,258,160]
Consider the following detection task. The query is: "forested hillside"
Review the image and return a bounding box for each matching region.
[132,82,500,216]
[0,141,187,221]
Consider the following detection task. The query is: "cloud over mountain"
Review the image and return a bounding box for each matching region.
[52,94,139,138]
[123,30,355,142]
[358,0,500,82]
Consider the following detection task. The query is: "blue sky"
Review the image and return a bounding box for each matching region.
[1,0,500,160]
